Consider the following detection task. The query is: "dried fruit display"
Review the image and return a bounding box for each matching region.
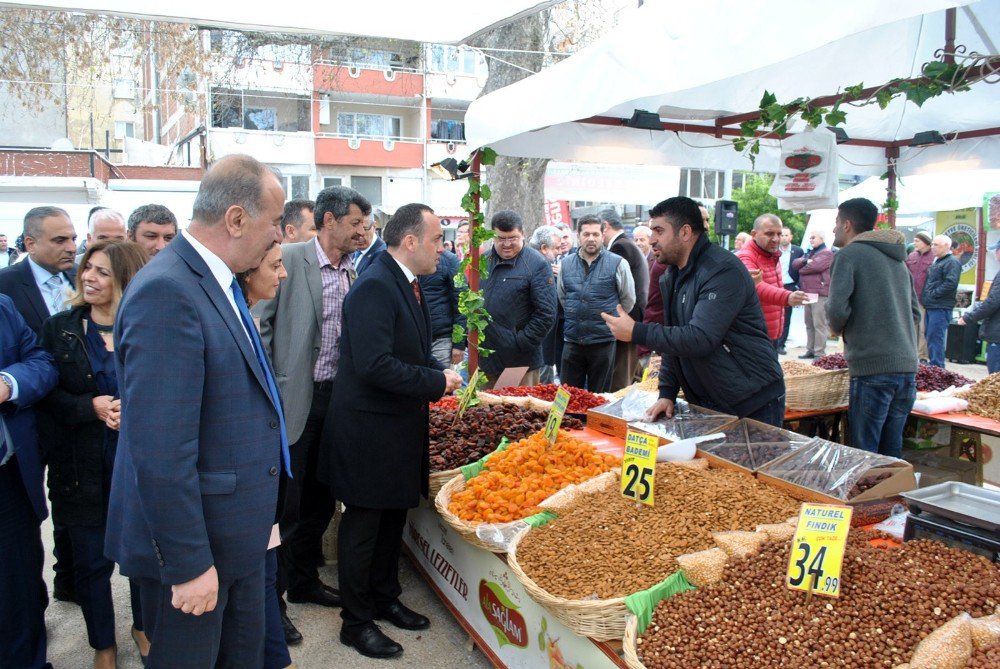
[637,537,1000,668]
[430,395,460,410]
[514,464,799,600]
[489,384,607,413]
[782,360,821,377]
[447,431,618,524]
[959,373,1000,421]
[697,419,810,471]
[916,364,973,392]
[813,352,848,370]
[428,404,583,472]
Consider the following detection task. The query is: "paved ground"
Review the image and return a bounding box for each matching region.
[40,309,992,669]
[42,525,491,669]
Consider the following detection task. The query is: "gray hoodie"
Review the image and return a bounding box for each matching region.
[826,229,920,377]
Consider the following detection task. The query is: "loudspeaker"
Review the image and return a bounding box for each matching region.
[714,200,738,235]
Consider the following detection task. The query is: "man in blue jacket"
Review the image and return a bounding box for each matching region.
[0,294,58,669]
[923,234,961,368]
[480,210,557,386]
[602,197,785,426]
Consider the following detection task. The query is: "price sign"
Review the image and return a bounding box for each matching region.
[544,387,572,445]
[786,503,853,598]
[621,430,658,505]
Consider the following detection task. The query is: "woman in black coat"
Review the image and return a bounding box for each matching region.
[41,240,148,669]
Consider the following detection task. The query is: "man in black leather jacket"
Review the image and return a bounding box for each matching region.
[602,196,785,425]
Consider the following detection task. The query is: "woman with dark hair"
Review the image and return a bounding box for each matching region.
[236,241,295,669]
[40,240,148,669]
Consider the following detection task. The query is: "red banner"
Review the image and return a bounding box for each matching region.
[543,200,571,228]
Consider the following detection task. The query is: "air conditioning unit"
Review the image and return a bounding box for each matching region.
[347,137,361,150]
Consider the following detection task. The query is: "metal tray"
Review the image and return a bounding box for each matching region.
[902,482,1000,532]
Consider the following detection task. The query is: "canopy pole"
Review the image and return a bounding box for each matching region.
[467,152,483,375]
[885,146,900,229]
[943,7,957,64]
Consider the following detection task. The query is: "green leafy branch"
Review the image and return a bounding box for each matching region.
[732,53,988,165]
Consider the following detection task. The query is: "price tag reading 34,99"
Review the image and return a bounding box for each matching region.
[544,387,572,445]
[786,503,853,598]
[621,430,658,506]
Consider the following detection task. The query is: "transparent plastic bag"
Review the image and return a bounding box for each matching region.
[757,437,905,500]
[621,387,661,421]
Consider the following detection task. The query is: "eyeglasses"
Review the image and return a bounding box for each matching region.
[494,236,522,245]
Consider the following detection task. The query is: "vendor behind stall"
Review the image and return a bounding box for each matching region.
[602,196,785,426]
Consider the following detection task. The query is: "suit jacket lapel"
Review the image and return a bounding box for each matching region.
[18,261,52,328]
[303,243,323,332]
[173,235,270,396]
[381,254,429,348]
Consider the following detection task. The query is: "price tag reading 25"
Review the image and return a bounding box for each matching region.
[544,387,572,445]
[786,503,853,598]
[621,430,658,506]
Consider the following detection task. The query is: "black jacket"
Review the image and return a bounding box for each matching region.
[784,244,805,285]
[419,250,466,346]
[355,236,387,275]
[480,246,557,378]
[39,306,111,527]
[632,234,784,417]
[609,233,649,321]
[922,254,961,310]
[964,269,1000,343]
[0,259,76,336]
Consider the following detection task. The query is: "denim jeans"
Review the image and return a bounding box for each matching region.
[744,393,786,428]
[849,374,917,458]
[924,308,950,368]
[988,342,1000,375]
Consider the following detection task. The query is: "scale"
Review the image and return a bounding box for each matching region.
[902,481,1000,563]
[904,511,1000,562]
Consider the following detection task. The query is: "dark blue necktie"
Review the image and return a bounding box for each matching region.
[230,278,292,478]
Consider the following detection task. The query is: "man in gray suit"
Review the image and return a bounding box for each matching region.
[256,186,371,637]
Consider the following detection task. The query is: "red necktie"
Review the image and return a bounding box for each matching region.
[411,280,422,305]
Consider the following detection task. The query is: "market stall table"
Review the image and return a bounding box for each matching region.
[784,406,848,443]
[909,409,1000,486]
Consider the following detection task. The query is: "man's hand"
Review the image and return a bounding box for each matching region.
[106,399,121,431]
[443,369,463,393]
[601,305,635,342]
[749,269,763,285]
[645,398,675,422]
[0,377,10,404]
[92,395,115,422]
[450,348,464,366]
[171,566,219,616]
[957,317,967,326]
[787,291,809,306]
[551,263,560,276]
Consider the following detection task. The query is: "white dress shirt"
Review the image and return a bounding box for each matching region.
[182,230,252,342]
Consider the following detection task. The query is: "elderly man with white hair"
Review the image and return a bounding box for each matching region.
[922,234,961,368]
[76,208,126,265]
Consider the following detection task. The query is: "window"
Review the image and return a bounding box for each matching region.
[114,121,135,140]
[244,107,276,131]
[427,45,484,77]
[211,88,309,132]
[323,177,343,188]
[280,175,310,199]
[113,78,136,100]
[678,168,725,200]
[351,176,382,207]
[430,119,465,141]
[336,113,402,140]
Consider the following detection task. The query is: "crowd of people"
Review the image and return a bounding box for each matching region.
[1,152,997,669]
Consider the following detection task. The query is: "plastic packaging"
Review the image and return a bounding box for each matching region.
[912,396,969,414]
[757,437,906,500]
[696,419,811,471]
[656,433,725,462]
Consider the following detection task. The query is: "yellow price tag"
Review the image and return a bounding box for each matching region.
[621,430,658,505]
[786,503,852,598]
[544,387,572,445]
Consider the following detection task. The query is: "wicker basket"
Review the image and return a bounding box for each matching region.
[506,523,630,641]
[434,473,506,552]
[428,467,459,500]
[622,615,645,669]
[784,367,849,411]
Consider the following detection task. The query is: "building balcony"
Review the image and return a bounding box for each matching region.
[208,127,315,165]
[314,134,423,169]
[313,62,423,98]
[426,139,468,165]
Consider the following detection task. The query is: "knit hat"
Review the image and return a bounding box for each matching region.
[914,231,932,246]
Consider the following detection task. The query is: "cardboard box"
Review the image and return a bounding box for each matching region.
[902,446,981,487]
[903,416,952,450]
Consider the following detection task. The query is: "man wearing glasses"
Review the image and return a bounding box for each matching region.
[256,185,372,641]
[354,217,386,274]
[480,210,557,387]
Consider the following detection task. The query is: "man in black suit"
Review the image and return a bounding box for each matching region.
[601,209,649,390]
[0,205,79,604]
[354,221,386,274]
[320,203,462,659]
[776,225,805,354]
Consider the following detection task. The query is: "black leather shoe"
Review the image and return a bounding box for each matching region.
[281,611,303,645]
[777,347,787,355]
[287,586,342,608]
[377,600,430,631]
[340,623,403,659]
[798,352,816,359]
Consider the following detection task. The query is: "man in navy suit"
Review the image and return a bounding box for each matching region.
[0,294,58,669]
[320,203,462,659]
[354,220,386,274]
[105,154,287,668]
[0,205,79,603]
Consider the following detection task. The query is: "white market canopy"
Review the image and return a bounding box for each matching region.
[465,0,1000,179]
[0,0,561,43]
[838,169,1000,215]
